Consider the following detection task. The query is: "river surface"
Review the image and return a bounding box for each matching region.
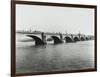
[16,33,94,73]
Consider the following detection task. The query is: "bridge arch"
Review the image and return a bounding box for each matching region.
[65,37,73,42]
[27,35,46,46]
[74,37,80,42]
[86,37,89,40]
[51,36,63,44]
[80,37,85,41]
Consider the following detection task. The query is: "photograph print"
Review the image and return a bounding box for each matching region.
[12,1,97,76]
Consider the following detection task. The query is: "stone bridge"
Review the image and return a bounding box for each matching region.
[26,32,94,46]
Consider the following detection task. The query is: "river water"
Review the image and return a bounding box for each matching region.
[16,33,94,73]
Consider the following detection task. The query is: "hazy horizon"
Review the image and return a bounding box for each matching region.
[16,4,94,35]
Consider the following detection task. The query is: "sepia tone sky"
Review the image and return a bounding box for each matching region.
[16,4,94,35]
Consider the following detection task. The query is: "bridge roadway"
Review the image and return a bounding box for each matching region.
[24,32,94,46]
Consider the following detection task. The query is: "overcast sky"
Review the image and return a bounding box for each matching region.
[16,4,94,35]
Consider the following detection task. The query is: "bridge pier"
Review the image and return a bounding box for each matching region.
[59,33,63,43]
[71,34,74,42]
[41,32,46,44]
